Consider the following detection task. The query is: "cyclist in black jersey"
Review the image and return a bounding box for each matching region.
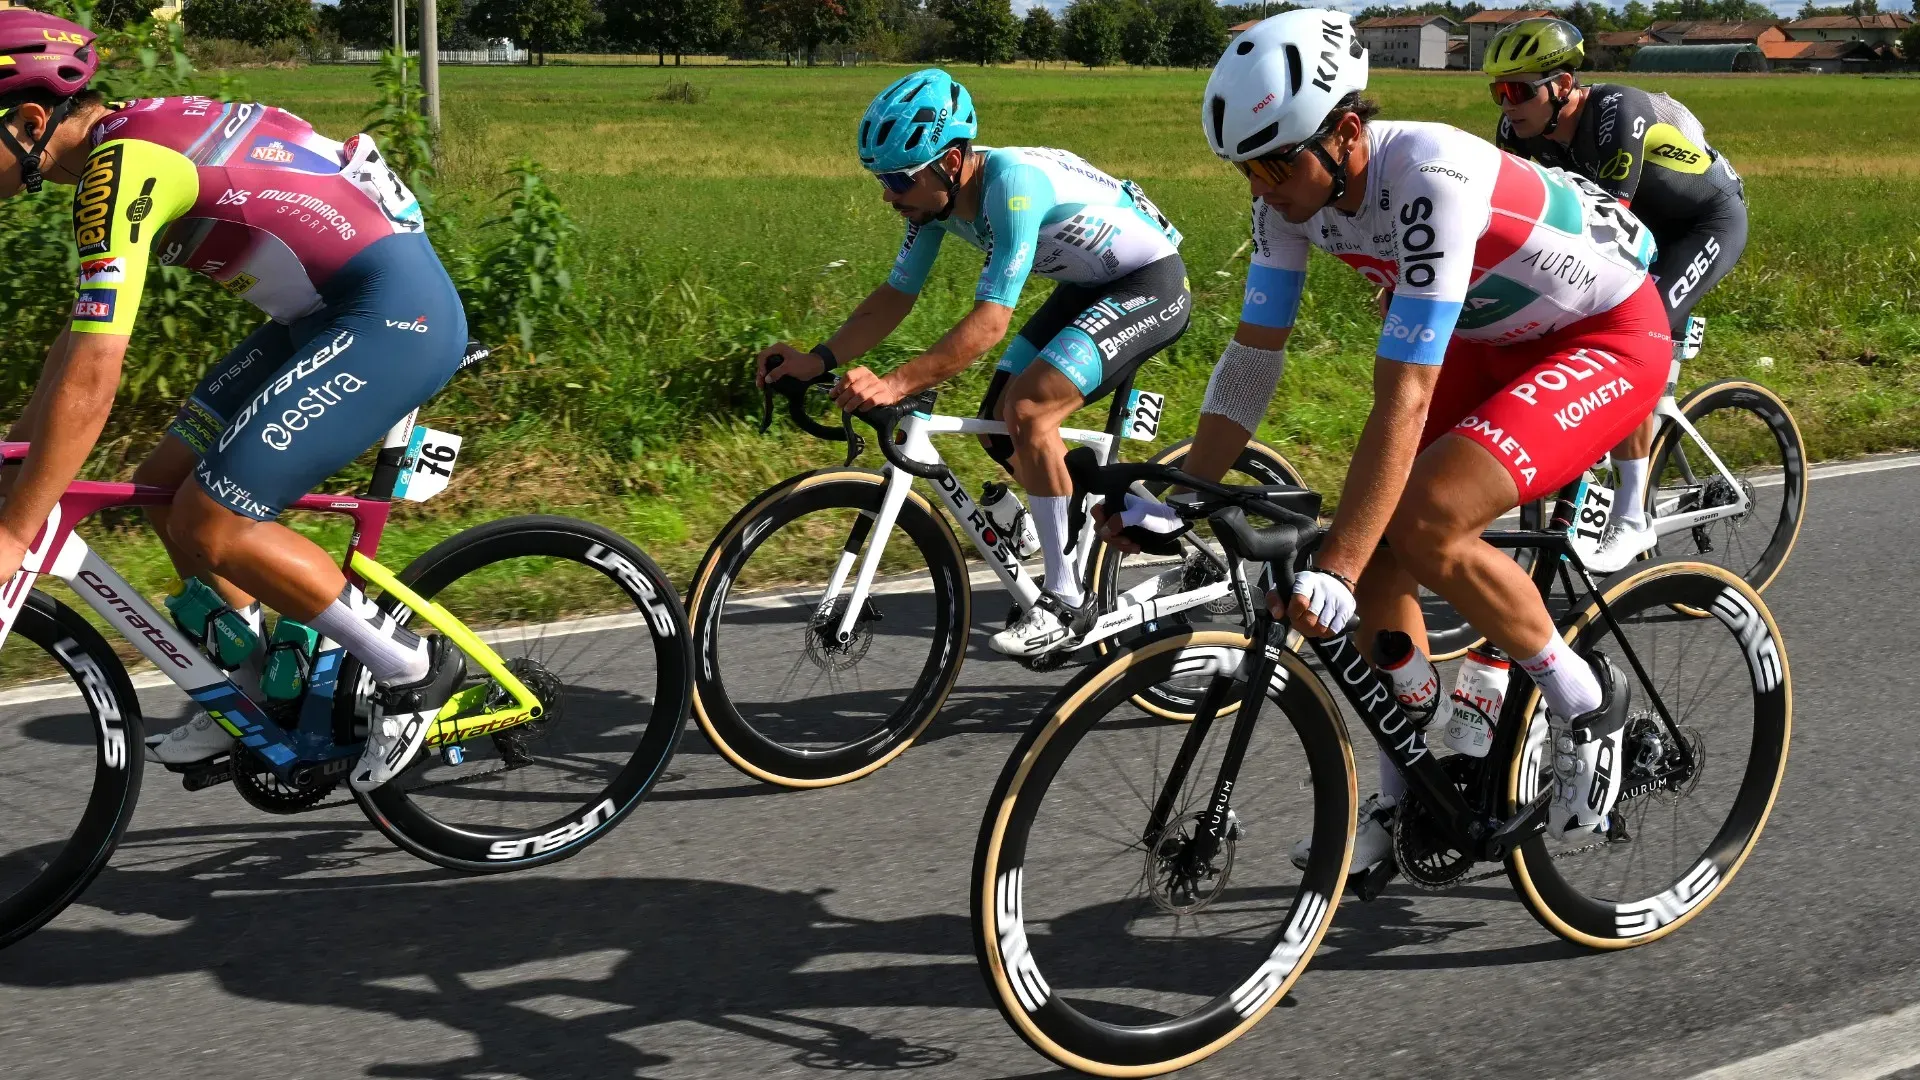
[1484,17,1748,570]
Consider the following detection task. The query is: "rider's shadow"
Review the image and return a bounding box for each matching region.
[1,822,979,1078]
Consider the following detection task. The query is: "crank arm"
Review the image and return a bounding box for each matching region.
[1480,788,1552,861]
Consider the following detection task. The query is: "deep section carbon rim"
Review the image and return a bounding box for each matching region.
[1648,381,1806,594]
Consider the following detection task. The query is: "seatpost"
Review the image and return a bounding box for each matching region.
[366,408,421,501]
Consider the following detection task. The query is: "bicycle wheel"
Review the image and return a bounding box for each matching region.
[1421,499,1546,661]
[1087,439,1304,721]
[1647,379,1806,594]
[0,590,144,949]
[686,468,969,788]
[346,515,690,872]
[974,627,1355,1075]
[1500,558,1790,948]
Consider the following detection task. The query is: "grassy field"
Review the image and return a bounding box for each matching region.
[30,64,1920,658]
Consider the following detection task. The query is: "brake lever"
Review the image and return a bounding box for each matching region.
[840,410,866,467]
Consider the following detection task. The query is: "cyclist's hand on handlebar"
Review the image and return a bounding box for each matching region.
[756,343,823,388]
[1092,503,1139,553]
[1269,569,1355,638]
[830,366,905,412]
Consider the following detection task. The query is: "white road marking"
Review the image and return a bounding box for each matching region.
[1683,1000,1920,1080]
[4,451,1916,712]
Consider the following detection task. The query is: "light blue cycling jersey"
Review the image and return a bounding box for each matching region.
[886,147,1183,308]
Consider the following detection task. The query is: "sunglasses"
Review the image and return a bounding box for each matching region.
[1489,76,1556,107]
[1232,139,1316,188]
[875,158,937,194]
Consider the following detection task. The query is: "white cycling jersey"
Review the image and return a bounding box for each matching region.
[1240,120,1657,365]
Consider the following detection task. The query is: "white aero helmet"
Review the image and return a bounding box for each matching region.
[1203,9,1369,163]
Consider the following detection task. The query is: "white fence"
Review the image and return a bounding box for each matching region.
[323,46,528,65]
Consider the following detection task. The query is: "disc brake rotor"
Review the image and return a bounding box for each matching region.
[803,595,880,672]
[1144,811,1241,915]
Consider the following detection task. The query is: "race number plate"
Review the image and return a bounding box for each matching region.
[1566,478,1616,563]
[1681,316,1705,360]
[1124,389,1165,441]
[393,426,462,503]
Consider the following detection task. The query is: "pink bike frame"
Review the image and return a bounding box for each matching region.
[0,440,392,681]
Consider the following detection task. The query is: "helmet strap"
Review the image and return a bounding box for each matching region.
[928,146,969,222]
[1542,77,1575,138]
[1307,138,1349,210]
[0,99,77,196]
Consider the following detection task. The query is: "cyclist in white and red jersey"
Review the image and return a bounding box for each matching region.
[0,11,465,791]
[1104,10,1668,880]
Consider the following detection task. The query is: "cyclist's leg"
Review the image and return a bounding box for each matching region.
[1005,258,1190,606]
[166,235,465,679]
[1614,203,1748,523]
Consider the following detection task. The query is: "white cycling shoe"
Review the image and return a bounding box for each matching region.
[350,637,467,792]
[1581,515,1659,575]
[989,595,1088,658]
[1291,794,1397,873]
[1547,653,1631,839]
[144,712,235,765]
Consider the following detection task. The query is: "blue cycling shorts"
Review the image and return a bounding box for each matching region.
[167,234,467,521]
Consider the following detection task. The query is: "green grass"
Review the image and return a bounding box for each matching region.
[39,64,1920,647]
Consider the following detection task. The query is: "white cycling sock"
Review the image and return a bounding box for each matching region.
[1376,746,1406,806]
[1029,495,1083,608]
[307,583,430,686]
[1614,456,1650,528]
[1519,636,1604,721]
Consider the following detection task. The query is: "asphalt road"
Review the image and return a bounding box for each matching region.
[2,457,1917,1080]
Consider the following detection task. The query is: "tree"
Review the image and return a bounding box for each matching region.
[318,0,466,50]
[1561,0,1618,39]
[25,0,162,28]
[1797,0,1878,15]
[1900,18,1920,61]
[1062,0,1124,66]
[180,0,313,44]
[1020,5,1061,60]
[605,0,732,63]
[1120,0,1170,66]
[466,0,598,64]
[936,0,1021,64]
[1166,0,1227,67]
[1619,0,1654,28]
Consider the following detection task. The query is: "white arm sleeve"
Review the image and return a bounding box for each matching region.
[1201,338,1287,436]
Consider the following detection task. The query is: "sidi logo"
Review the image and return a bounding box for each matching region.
[385,315,430,333]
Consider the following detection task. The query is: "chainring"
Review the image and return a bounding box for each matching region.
[1392,755,1480,891]
[805,596,879,672]
[232,752,339,814]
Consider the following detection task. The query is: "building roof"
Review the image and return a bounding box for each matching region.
[1786,13,1912,30]
[1448,38,1467,52]
[1463,8,1552,25]
[1594,30,1652,46]
[1650,19,1784,41]
[1229,19,1259,33]
[1763,38,1879,59]
[1360,15,1455,28]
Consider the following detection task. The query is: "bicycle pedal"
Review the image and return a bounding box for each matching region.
[1481,789,1552,861]
[180,757,235,792]
[1349,858,1399,902]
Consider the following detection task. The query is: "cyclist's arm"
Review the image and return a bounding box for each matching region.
[1312,356,1442,584]
[879,299,1012,396]
[0,332,126,558]
[1586,87,1651,206]
[819,283,917,363]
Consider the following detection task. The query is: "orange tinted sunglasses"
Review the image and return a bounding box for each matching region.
[1232,140,1313,187]
[1490,76,1555,107]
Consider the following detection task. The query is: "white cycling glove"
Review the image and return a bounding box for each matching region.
[1118,492,1185,535]
[1291,570,1356,634]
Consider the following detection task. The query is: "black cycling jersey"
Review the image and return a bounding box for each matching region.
[1498,83,1748,338]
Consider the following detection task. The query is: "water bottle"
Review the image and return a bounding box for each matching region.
[164,577,262,670]
[1442,646,1511,758]
[262,618,319,701]
[979,481,1043,559]
[1373,630,1440,727]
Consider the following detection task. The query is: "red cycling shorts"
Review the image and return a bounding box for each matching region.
[1420,278,1672,503]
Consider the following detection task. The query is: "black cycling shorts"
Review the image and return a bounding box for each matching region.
[980,253,1190,422]
[1650,190,1748,340]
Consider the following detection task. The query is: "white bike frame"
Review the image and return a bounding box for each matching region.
[819,409,1245,648]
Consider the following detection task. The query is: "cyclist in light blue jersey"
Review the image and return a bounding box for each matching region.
[757,68,1192,657]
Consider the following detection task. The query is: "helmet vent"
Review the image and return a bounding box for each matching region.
[911,106,936,123]
[1284,44,1303,96]
[1210,95,1226,148]
[860,120,871,146]
[1350,37,1362,59]
[903,126,924,151]
[1235,39,1254,55]
[898,79,929,103]
[1236,122,1279,157]
[875,118,897,146]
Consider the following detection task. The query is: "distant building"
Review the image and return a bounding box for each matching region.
[1357,15,1456,70]
[1646,20,1789,48]
[1763,37,1885,71]
[1447,36,1469,69]
[1783,14,1912,46]
[1630,42,1770,72]
[1589,29,1654,69]
[1463,8,1554,71]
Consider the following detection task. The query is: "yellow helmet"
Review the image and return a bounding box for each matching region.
[1483,18,1585,77]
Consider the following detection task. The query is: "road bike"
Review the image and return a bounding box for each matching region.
[1422,317,1806,659]
[973,449,1791,1075]
[683,372,1304,789]
[0,344,692,951]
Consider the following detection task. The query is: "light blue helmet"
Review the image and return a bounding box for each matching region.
[857,68,977,174]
